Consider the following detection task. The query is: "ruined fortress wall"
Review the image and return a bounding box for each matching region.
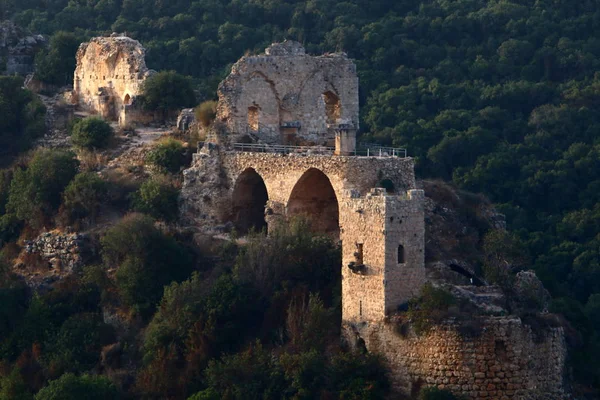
[180,149,416,227]
[217,41,359,145]
[74,36,151,119]
[346,318,566,399]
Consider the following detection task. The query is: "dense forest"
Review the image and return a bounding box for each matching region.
[1,0,600,398]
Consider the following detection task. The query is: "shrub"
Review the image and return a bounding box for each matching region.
[102,214,194,316]
[133,177,179,222]
[43,313,115,374]
[407,283,457,335]
[59,172,107,226]
[146,139,186,173]
[34,374,119,400]
[6,149,79,228]
[419,387,463,400]
[194,100,217,128]
[70,117,114,150]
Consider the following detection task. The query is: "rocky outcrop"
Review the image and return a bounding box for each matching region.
[24,231,94,272]
[177,108,196,131]
[0,20,46,75]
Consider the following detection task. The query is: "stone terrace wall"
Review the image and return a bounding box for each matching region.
[217,41,359,145]
[180,148,416,228]
[345,318,566,399]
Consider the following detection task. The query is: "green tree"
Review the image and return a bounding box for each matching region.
[0,76,46,161]
[59,172,107,226]
[102,214,194,316]
[70,117,114,150]
[34,374,118,400]
[141,71,196,119]
[34,31,81,86]
[6,149,79,227]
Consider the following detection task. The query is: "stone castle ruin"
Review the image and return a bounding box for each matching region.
[217,41,359,149]
[73,35,154,127]
[181,41,567,399]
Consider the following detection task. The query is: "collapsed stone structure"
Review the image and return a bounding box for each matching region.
[73,35,154,127]
[217,41,359,148]
[181,41,567,399]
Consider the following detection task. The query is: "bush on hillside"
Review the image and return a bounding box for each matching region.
[195,100,217,128]
[101,214,194,316]
[6,149,79,228]
[70,117,114,150]
[141,71,196,119]
[132,177,179,222]
[35,373,119,400]
[59,172,107,227]
[145,139,186,173]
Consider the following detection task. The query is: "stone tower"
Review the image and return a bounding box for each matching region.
[340,188,426,323]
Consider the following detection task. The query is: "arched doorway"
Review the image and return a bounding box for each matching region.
[232,168,269,234]
[287,168,339,237]
[124,94,132,105]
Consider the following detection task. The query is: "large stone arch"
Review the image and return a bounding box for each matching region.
[231,168,269,234]
[287,168,339,237]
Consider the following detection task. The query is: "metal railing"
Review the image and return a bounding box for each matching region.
[229,142,408,158]
[233,143,335,155]
[357,143,407,158]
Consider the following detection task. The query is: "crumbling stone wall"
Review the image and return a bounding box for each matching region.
[73,35,154,124]
[217,41,359,145]
[344,317,566,399]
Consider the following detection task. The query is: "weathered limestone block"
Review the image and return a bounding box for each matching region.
[73,35,154,123]
[217,40,359,145]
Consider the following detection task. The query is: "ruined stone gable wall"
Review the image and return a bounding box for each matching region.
[217,42,359,145]
[346,318,566,399]
[74,36,151,120]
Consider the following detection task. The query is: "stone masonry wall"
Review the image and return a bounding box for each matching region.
[73,36,153,120]
[217,41,359,145]
[181,147,416,228]
[345,318,567,399]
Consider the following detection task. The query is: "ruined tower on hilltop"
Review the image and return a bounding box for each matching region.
[181,41,567,399]
[73,35,155,127]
